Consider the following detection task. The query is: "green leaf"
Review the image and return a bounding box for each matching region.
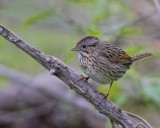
[125,45,148,56]
[86,28,103,36]
[114,93,128,106]
[92,10,110,24]
[126,69,139,80]
[0,76,8,88]
[22,10,53,26]
[119,28,142,36]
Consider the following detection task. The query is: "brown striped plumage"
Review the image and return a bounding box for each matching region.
[71,36,153,100]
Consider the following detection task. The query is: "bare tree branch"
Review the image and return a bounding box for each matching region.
[0,24,153,128]
[0,64,106,122]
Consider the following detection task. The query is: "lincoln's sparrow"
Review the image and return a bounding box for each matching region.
[71,36,153,102]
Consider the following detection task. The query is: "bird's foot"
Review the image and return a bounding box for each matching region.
[98,93,109,104]
[77,75,89,82]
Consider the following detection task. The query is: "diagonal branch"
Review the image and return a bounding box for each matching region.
[0,64,105,122]
[0,24,152,128]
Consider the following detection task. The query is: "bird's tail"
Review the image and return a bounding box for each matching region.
[131,52,153,61]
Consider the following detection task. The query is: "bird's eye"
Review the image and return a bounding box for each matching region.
[82,45,87,48]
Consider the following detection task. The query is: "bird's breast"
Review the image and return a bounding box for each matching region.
[77,52,128,84]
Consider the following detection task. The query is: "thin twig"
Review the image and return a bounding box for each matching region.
[125,111,153,128]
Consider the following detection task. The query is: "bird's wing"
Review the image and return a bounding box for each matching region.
[95,42,132,65]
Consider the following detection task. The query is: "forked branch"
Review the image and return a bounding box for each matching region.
[0,24,153,128]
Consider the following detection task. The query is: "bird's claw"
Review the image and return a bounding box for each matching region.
[77,75,89,82]
[98,93,109,104]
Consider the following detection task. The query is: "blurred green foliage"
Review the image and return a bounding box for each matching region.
[0,0,159,116]
[23,10,54,26]
[140,77,160,106]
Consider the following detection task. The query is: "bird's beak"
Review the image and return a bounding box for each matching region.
[71,47,79,51]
